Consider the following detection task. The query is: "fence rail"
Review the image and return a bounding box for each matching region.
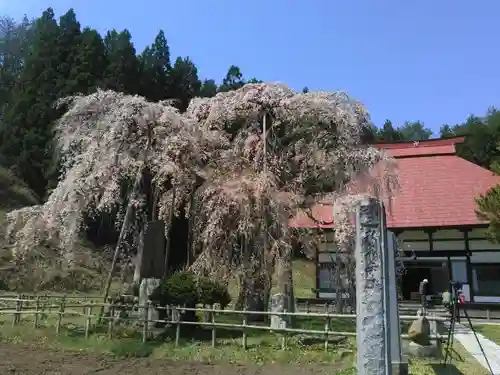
[0,296,448,351]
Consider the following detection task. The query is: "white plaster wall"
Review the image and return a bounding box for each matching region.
[470,251,500,263]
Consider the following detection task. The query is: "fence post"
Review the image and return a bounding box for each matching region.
[56,298,64,334]
[84,306,92,339]
[108,303,114,339]
[242,307,248,350]
[174,305,181,346]
[142,301,149,343]
[33,296,40,329]
[324,312,330,352]
[281,309,287,350]
[12,294,20,327]
[211,305,216,348]
[18,293,24,325]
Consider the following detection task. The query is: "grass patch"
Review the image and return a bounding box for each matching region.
[0,318,355,365]
[473,324,500,345]
[336,342,490,375]
[0,319,490,373]
[0,308,490,373]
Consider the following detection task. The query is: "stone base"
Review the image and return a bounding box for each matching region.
[403,340,442,358]
[269,293,287,330]
[392,358,409,375]
[139,278,161,333]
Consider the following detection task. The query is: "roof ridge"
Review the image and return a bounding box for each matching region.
[375,136,465,150]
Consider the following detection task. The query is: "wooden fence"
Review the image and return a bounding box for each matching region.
[0,295,448,350]
[2,294,499,319]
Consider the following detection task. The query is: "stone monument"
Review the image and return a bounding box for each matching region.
[269,293,287,330]
[355,198,408,375]
[137,220,166,337]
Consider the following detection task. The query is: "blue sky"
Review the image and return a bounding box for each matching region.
[0,0,498,135]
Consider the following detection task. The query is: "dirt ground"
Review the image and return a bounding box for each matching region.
[0,343,339,375]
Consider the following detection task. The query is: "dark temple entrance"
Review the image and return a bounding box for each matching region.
[401,260,450,301]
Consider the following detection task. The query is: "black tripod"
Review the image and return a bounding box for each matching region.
[443,287,494,374]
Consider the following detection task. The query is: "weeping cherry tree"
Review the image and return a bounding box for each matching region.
[5,83,398,312]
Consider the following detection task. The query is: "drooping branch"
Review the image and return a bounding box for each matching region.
[5,84,399,307]
[5,89,222,261]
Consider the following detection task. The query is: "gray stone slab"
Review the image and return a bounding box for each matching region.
[450,323,500,375]
[269,293,287,330]
[139,278,161,335]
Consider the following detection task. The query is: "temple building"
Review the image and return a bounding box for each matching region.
[291,137,500,305]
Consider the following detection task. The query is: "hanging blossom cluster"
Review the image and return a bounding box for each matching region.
[5,83,398,284]
[186,83,398,276]
[6,90,225,258]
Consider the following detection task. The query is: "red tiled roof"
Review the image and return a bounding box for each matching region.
[291,137,500,229]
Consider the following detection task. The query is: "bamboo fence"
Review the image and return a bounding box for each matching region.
[0,295,448,351]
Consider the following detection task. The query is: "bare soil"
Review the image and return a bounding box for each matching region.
[0,343,339,375]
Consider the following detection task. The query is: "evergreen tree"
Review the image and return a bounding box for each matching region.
[398,120,433,141]
[0,16,32,121]
[139,30,170,101]
[168,56,201,111]
[439,124,454,138]
[378,120,403,142]
[199,79,217,98]
[69,27,106,94]
[0,8,62,197]
[0,7,261,198]
[218,65,245,92]
[454,110,500,170]
[103,29,140,94]
[55,9,81,96]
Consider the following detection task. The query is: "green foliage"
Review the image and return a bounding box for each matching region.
[0,8,62,197]
[374,119,433,142]
[150,271,198,306]
[197,277,231,308]
[0,7,262,199]
[476,184,500,242]
[439,109,500,170]
[149,271,231,308]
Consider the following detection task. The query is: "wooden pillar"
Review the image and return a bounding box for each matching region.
[426,229,435,252]
[314,230,320,299]
[463,229,474,302]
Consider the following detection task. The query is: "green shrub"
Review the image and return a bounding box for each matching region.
[149,271,231,308]
[150,270,197,306]
[197,277,231,308]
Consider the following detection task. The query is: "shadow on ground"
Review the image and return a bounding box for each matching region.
[431,364,466,375]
